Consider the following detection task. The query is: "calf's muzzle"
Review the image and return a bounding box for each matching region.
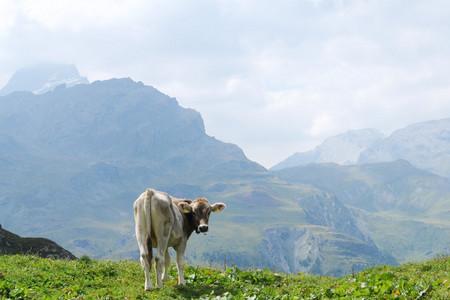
[198,224,208,233]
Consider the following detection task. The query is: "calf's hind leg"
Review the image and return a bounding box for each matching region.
[154,221,171,288]
[134,197,153,291]
[162,249,171,281]
[135,229,153,290]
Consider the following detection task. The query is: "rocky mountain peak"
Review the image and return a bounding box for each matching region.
[0,63,88,96]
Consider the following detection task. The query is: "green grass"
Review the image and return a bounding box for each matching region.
[0,255,449,299]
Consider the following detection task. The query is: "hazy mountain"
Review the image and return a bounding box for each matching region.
[0,75,395,276]
[272,129,384,170]
[0,64,88,96]
[0,78,264,179]
[359,118,450,178]
[0,225,76,259]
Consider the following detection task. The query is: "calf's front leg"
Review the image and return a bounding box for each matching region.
[175,243,187,285]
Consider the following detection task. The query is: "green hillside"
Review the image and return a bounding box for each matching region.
[274,161,450,264]
[0,255,448,299]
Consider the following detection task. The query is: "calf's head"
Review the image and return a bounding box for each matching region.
[178,198,226,234]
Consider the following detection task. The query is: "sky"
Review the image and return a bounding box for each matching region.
[1,0,450,167]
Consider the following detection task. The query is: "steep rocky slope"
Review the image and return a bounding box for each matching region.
[0,226,75,259]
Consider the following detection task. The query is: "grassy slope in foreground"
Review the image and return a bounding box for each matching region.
[0,255,448,299]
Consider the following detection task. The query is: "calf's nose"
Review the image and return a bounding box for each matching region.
[199,224,208,232]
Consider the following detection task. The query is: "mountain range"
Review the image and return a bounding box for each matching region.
[273,119,450,178]
[0,65,449,276]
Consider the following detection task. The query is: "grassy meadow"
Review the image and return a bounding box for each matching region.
[0,255,449,299]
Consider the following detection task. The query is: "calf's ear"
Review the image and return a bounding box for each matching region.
[178,202,193,213]
[211,202,226,213]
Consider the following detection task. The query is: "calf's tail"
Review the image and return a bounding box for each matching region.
[144,189,153,264]
[134,189,154,266]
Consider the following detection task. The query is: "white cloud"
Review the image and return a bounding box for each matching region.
[1,0,450,167]
[20,0,149,31]
[309,113,335,138]
[0,0,18,36]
